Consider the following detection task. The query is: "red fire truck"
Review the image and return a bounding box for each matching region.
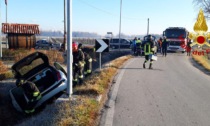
[163,27,189,53]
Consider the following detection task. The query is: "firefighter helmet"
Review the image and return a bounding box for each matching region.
[72,42,78,52]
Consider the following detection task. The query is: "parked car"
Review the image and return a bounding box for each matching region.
[109,38,131,49]
[35,39,52,49]
[10,52,67,113]
[51,43,62,50]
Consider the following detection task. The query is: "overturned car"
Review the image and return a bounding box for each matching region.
[10,52,67,113]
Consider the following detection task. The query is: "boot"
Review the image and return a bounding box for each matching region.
[78,79,83,85]
[143,63,146,69]
[149,63,153,69]
[73,81,78,87]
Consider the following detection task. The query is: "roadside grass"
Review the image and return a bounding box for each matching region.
[192,51,210,71]
[0,47,132,125]
[52,55,132,126]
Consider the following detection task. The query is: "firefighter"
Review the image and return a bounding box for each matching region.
[142,35,155,69]
[72,42,85,86]
[78,43,92,77]
[135,38,142,56]
[162,36,168,57]
[17,80,41,114]
[187,39,192,56]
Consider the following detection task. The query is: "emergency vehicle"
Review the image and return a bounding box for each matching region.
[163,27,189,53]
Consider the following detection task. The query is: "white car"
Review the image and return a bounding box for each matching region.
[10,52,67,113]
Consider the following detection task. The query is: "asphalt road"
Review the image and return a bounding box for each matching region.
[101,53,210,126]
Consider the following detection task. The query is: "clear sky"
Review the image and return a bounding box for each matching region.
[1,0,205,36]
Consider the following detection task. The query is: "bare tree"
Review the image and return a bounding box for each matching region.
[194,0,210,18]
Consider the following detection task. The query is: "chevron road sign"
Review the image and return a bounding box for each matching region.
[95,39,109,52]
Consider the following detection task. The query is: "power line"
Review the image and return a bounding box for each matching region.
[77,0,147,20]
[77,0,117,17]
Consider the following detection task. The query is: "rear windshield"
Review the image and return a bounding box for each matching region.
[18,58,44,76]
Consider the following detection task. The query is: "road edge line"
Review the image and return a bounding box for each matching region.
[102,58,135,126]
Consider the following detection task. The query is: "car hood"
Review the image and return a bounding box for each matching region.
[12,52,49,79]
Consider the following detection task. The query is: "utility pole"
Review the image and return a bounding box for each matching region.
[118,0,122,51]
[6,0,8,49]
[64,0,67,51]
[147,18,149,35]
[67,0,73,97]
[0,1,2,58]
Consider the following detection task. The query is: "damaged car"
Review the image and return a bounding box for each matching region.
[10,52,67,114]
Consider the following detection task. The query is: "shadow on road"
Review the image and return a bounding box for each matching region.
[189,58,210,76]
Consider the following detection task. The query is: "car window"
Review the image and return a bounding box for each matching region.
[111,39,119,43]
[18,58,44,76]
[121,39,129,44]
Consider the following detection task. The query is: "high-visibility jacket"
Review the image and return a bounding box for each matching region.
[136,40,142,48]
[73,49,85,67]
[142,40,154,55]
[21,81,42,114]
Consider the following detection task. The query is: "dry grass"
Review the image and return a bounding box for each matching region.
[14,49,64,65]
[0,47,131,126]
[192,50,210,71]
[52,55,132,126]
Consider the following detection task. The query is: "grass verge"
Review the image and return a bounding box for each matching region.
[16,55,132,126]
[54,55,132,126]
[192,52,210,71]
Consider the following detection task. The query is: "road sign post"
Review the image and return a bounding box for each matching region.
[95,39,109,70]
[99,52,101,70]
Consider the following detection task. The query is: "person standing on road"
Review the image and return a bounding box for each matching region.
[186,39,192,56]
[162,36,168,57]
[132,37,137,55]
[72,42,85,86]
[135,38,142,56]
[142,35,155,69]
[158,37,163,53]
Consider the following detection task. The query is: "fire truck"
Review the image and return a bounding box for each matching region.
[163,27,189,53]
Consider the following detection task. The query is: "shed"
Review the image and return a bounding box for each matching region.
[2,23,40,49]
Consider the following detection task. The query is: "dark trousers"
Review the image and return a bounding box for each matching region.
[144,55,153,63]
[162,47,167,56]
[133,46,136,54]
[73,64,84,86]
[84,60,92,76]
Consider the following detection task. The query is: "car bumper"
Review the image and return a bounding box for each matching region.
[167,46,185,52]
